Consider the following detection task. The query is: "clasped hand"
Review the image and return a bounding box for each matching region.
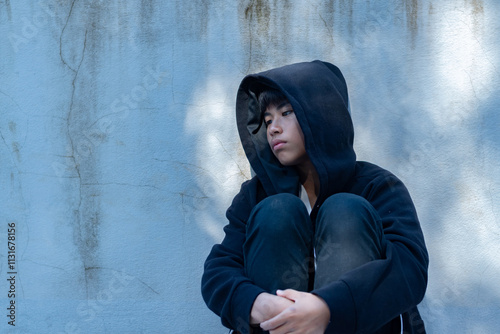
[250,289,330,334]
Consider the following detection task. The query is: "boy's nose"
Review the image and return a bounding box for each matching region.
[269,121,282,135]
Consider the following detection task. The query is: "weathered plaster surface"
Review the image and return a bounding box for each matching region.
[0,0,499,332]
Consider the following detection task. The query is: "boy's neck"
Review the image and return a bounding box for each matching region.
[296,159,320,207]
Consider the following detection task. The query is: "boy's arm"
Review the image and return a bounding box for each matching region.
[250,292,294,325]
[201,179,267,332]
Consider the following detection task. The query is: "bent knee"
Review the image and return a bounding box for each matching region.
[320,193,372,216]
[317,193,379,233]
[247,193,309,235]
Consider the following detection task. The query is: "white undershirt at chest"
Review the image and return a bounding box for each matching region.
[299,184,312,214]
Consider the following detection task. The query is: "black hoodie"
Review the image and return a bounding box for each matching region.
[202,60,428,334]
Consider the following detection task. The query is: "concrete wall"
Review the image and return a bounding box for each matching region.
[1,1,499,333]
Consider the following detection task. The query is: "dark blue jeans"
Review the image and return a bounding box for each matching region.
[243,193,386,332]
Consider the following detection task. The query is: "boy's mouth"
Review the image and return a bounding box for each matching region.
[272,139,286,150]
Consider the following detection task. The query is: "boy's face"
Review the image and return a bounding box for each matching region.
[264,102,308,167]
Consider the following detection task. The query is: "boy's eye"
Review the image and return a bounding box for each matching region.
[264,119,272,126]
[282,110,293,116]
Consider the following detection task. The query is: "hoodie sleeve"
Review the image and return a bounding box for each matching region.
[312,165,429,333]
[201,178,266,334]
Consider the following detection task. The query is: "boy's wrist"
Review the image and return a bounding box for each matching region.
[250,292,275,324]
[250,292,294,325]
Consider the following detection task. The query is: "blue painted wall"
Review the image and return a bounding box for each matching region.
[1,1,499,332]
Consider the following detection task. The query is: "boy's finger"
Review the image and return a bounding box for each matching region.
[277,288,300,301]
[260,311,288,331]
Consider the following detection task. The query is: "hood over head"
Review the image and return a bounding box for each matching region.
[236,60,356,203]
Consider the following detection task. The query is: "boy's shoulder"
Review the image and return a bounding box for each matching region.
[350,161,405,191]
[354,161,394,178]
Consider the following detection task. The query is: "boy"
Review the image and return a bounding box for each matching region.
[202,60,428,334]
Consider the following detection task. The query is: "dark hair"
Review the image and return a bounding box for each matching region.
[252,89,289,134]
[258,89,288,115]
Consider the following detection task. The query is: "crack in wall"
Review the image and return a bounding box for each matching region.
[59,0,79,73]
[0,90,26,168]
[215,136,250,180]
[82,182,162,191]
[59,0,96,299]
[64,25,87,230]
[317,11,334,44]
[85,266,159,295]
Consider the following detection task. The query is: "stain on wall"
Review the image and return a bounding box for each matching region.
[1,0,12,20]
[239,0,304,72]
[175,0,210,41]
[405,0,419,46]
